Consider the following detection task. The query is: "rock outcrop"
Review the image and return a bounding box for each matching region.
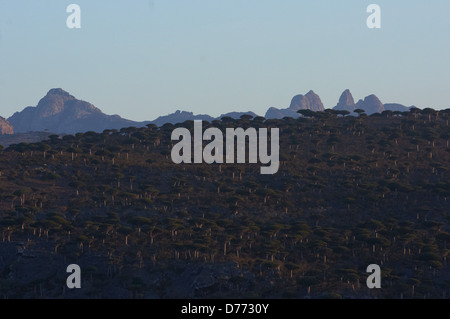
[332,90,412,115]
[289,90,325,112]
[0,117,14,135]
[265,90,325,119]
[334,89,356,112]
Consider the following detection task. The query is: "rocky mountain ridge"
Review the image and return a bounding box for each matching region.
[332,89,414,114]
[3,88,419,136]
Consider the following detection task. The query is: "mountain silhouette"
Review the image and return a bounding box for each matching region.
[7,89,263,134]
[6,88,420,136]
[289,90,325,112]
[8,89,143,134]
[265,90,325,119]
[151,110,215,127]
[334,89,356,112]
[332,89,413,114]
[355,94,385,114]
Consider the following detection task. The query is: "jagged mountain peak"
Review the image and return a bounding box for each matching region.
[36,88,99,118]
[339,89,355,106]
[333,89,356,112]
[8,89,141,134]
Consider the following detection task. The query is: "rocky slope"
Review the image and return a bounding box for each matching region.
[0,116,14,135]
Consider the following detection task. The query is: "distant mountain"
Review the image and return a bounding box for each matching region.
[148,110,260,126]
[265,107,299,119]
[265,90,325,119]
[289,90,325,112]
[219,111,259,120]
[332,89,413,115]
[149,110,214,127]
[334,89,356,112]
[8,89,145,134]
[384,103,413,112]
[0,116,13,135]
[355,94,385,114]
[7,89,264,135]
[4,88,423,139]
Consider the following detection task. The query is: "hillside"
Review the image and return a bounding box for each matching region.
[0,108,449,298]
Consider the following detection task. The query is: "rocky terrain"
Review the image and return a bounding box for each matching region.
[0,117,14,135]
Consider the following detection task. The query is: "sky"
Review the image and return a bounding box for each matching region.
[0,0,449,121]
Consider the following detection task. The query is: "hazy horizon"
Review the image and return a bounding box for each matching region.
[1,0,449,121]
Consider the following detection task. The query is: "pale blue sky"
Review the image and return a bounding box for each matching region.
[0,0,449,121]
